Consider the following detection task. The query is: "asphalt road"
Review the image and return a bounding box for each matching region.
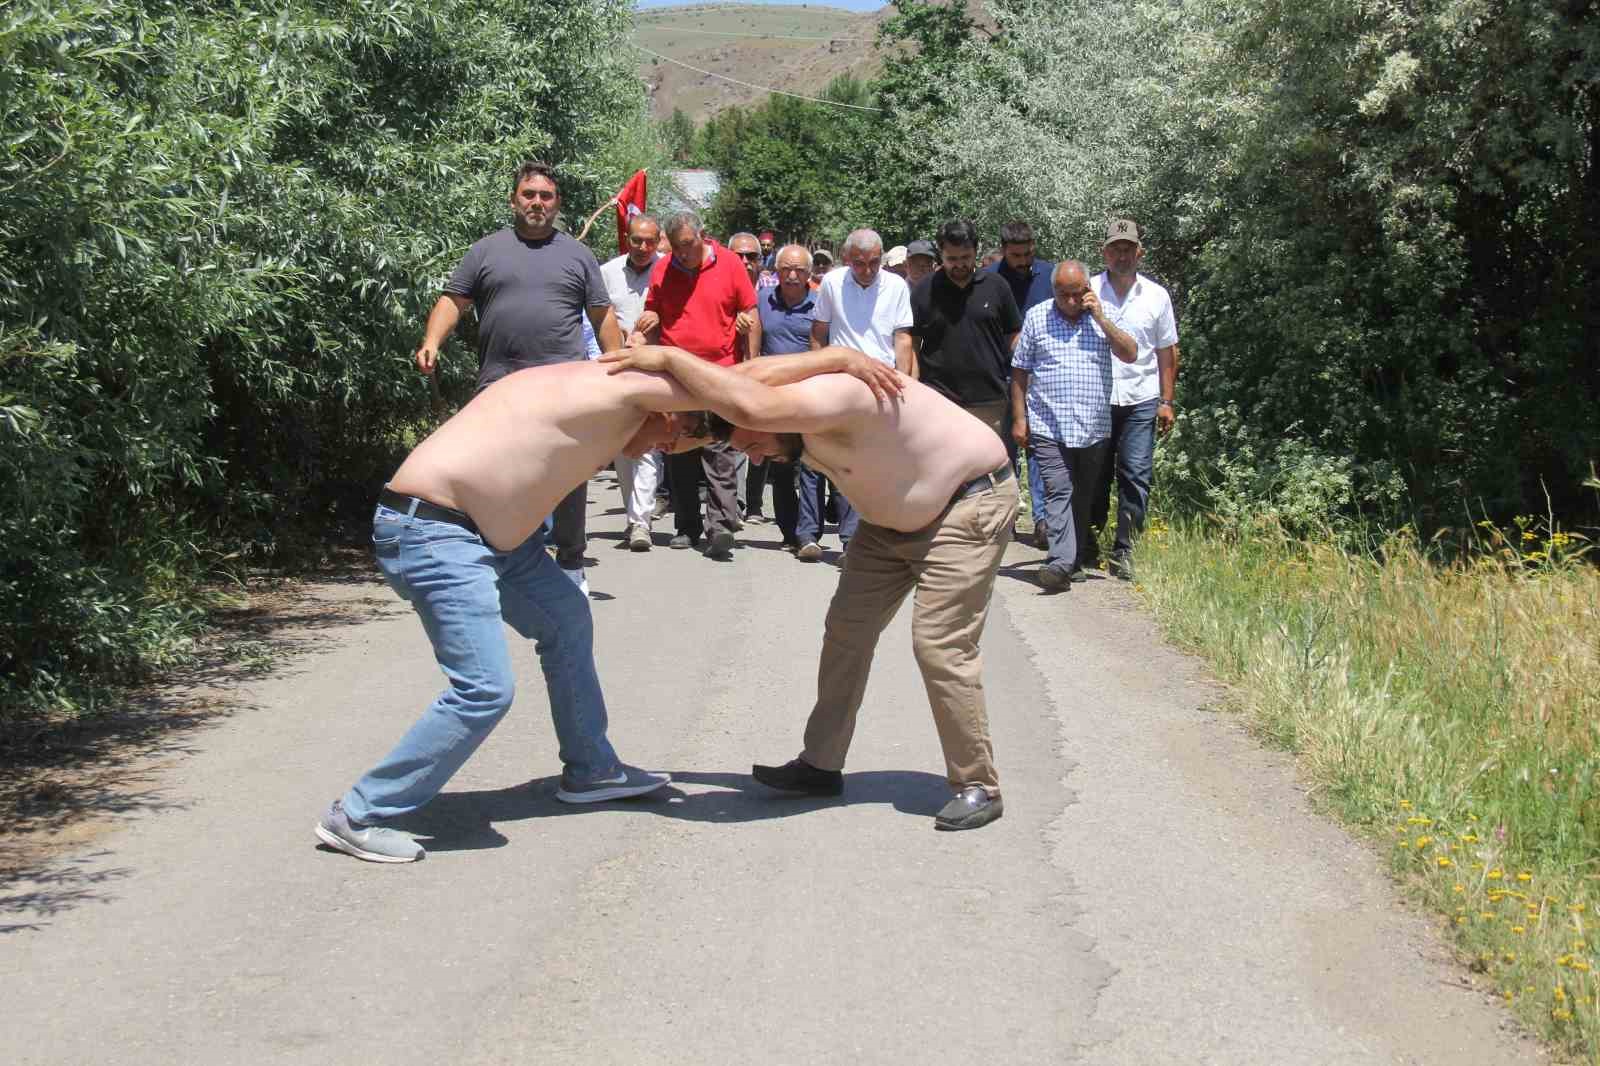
[1,472,1537,1064]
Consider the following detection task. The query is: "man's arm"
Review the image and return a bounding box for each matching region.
[809,318,829,351]
[742,306,761,362]
[728,345,902,403]
[602,346,871,435]
[1009,368,1031,450]
[589,304,622,352]
[414,293,472,374]
[1156,343,1179,432]
[1081,289,1137,362]
[893,329,916,378]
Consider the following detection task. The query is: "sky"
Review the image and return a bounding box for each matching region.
[636,1,886,11]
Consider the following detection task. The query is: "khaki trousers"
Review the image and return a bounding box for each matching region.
[801,484,1018,794]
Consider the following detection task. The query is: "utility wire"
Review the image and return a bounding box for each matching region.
[632,42,884,112]
[637,26,874,42]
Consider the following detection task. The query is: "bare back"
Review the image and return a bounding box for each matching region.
[388,362,658,549]
[790,376,1008,532]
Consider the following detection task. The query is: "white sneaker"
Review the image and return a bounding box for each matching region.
[561,566,590,598]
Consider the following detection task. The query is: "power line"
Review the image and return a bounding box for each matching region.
[637,26,874,42]
[632,43,884,112]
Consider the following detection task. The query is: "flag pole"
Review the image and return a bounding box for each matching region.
[577,168,649,243]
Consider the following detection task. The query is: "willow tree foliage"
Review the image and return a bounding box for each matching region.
[871,0,1599,531]
[0,0,651,714]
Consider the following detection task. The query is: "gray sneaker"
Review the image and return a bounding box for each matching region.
[314,800,424,863]
[627,524,652,551]
[555,765,671,804]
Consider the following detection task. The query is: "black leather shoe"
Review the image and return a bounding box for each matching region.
[935,786,1003,830]
[751,757,843,796]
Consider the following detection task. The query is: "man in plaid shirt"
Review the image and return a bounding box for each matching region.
[1009,260,1138,590]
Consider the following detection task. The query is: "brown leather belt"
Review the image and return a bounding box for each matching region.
[377,487,480,536]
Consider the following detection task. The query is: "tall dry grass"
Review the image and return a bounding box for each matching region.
[1136,516,1600,1057]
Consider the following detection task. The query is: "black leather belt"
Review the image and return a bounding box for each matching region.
[378,487,480,536]
[951,463,1014,503]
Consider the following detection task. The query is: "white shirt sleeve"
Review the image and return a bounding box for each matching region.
[890,275,913,330]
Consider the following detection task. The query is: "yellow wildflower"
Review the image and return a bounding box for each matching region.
[1513,926,1526,935]
[1437,857,1453,868]
[1516,872,1532,883]
[1487,868,1504,881]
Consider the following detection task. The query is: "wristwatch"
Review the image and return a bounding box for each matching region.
[1158,399,1175,409]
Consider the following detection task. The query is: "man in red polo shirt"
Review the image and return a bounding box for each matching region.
[631,210,759,559]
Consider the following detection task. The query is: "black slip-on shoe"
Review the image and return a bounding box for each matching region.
[1067,565,1090,584]
[935,786,1003,831]
[1108,553,1134,581]
[751,757,843,796]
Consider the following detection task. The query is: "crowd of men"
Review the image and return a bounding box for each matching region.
[311,161,1180,862]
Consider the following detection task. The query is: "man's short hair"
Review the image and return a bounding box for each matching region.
[840,228,884,258]
[663,210,703,241]
[776,243,811,267]
[728,231,760,247]
[1054,259,1091,286]
[937,219,978,250]
[628,211,661,235]
[703,413,802,461]
[999,221,1034,246]
[511,160,558,195]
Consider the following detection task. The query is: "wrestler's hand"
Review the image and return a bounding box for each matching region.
[841,351,906,404]
[599,346,672,374]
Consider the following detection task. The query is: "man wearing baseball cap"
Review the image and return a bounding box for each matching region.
[1089,219,1179,581]
[883,244,909,277]
[903,239,938,288]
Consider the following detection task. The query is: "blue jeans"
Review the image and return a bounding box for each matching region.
[795,462,858,548]
[1090,398,1158,555]
[342,503,620,824]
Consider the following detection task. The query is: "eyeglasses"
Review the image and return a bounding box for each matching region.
[735,250,761,261]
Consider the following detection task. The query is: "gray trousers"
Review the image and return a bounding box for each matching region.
[1028,438,1109,571]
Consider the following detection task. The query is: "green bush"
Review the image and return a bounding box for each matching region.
[0,0,651,719]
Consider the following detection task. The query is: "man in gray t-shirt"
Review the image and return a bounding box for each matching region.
[412,162,622,592]
[445,226,611,389]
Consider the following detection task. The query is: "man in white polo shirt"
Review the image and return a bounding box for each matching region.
[797,228,915,560]
[600,212,665,551]
[1089,218,1179,582]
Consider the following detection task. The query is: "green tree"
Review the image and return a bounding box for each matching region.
[0,0,650,716]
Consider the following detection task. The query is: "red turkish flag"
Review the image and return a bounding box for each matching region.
[614,170,648,255]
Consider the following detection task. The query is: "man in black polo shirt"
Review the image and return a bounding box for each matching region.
[909,219,1024,447]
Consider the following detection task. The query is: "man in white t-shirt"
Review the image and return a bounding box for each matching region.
[1089,219,1180,581]
[599,212,665,551]
[810,229,915,373]
[794,229,915,559]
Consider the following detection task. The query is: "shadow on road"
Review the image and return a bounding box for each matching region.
[0,850,131,934]
[383,769,951,854]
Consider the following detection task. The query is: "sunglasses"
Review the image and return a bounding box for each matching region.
[735,250,762,261]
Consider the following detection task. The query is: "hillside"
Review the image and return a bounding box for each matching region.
[635,3,889,120]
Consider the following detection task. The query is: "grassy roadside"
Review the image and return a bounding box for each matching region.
[1133,515,1600,1060]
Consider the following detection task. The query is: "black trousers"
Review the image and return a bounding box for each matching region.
[550,482,587,569]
